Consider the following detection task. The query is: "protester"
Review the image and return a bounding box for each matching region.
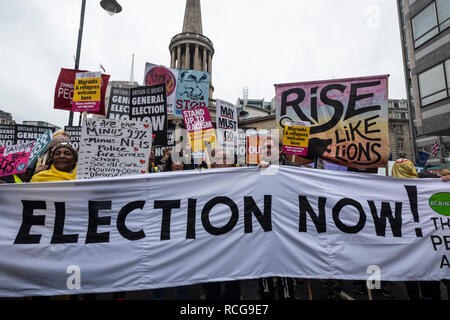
[258,136,298,300]
[203,148,242,300]
[441,168,450,181]
[390,158,424,300]
[258,136,301,169]
[0,167,34,184]
[30,142,77,182]
[439,167,450,297]
[28,142,80,300]
[417,166,449,300]
[33,130,72,176]
[148,150,192,300]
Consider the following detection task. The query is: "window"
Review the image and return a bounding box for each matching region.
[412,2,439,47]
[398,138,404,150]
[418,63,447,106]
[436,0,450,30]
[393,124,404,135]
[393,112,402,119]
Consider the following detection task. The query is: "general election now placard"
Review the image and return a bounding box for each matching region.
[15,125,55,145]
[130,83,168,147]
[64,126,81,150]
[106,87,131,120]
[0,124,15,147]
[0,167,448,297]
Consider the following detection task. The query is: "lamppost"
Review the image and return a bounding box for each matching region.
[68,0,122,126]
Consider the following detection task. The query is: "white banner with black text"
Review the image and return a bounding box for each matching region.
[0,166,449,297]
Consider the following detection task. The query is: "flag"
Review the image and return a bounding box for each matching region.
[416,150,430,166]
[431,141,441,158]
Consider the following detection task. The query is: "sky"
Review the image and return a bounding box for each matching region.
[0,0,406,129]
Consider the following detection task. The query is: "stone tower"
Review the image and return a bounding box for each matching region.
[169,0,214,99]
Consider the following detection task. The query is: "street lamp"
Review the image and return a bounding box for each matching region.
[68,0,122,126]
[100,0,122,15]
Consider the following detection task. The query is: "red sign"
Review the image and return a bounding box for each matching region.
[54,68,110,115]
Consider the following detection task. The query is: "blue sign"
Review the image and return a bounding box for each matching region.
[174,69,210,117]
[416,150,430,166]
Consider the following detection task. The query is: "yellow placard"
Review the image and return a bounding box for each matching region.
[73,73,101,103]
[283,125,310,148]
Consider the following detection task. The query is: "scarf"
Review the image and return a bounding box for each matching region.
[30,164,77,183]
[391,158,418,179]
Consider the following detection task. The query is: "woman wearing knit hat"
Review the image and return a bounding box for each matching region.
[33,130,72,175]
[30,142,78,182]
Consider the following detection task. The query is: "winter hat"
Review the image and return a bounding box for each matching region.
[51,142,78,162]
[50,130,71,149]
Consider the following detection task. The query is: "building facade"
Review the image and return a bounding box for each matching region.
[388,99,414,160]
[0,110,14,125]
[397,0,450,164]
[22,120,60,131]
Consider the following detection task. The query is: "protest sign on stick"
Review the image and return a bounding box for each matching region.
[27,129,52,168]
[246,130,269,165]
[77,119,152,180]
[282,121,311,156]
[130,83,168,148]
[72,72,102,113]
[64,126,82,150]
[174,69,210,117]
[0,141,34,177]
[15,125,55,145]
[216,99,238,151]
[54,68,110,115]
[106,87,131,120]
[275,75,389,168]
[237,128,247,166]
[182,107,217,153]
[0,124,16,147]
[144,63,178,115]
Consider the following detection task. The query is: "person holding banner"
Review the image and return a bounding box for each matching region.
[149,150,192,300]
[258,136,302,169]
[390,158,423,300]
[257,136,298,300]
[30,142,78,182]
[203,148,242,300]
[441,168,450,182]
[0,170,33,184]
[28,142,81,300]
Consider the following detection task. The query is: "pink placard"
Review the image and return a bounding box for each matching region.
[182,107,213,133]
[0,142,34,177]
[283,145,308,156]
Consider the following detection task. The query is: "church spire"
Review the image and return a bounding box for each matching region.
[170,0,214,99]
[182,0,203,34]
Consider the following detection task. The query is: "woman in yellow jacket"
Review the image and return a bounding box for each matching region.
[30,142,78,300]
[31,142,77,182]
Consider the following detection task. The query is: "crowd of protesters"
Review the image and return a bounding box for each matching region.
[0,129,449,301]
